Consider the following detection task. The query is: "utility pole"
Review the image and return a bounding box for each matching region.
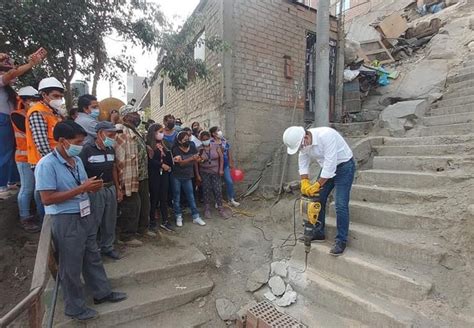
[335,0,346,123]
[313,0,331,127]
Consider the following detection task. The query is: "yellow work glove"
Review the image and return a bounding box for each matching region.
[300,178,311,196]
[307,181,321,196]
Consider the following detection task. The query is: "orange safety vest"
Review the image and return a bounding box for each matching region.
[10,100,28,163]
[25,102,61,165]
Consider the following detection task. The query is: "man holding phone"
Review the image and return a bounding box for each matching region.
[35,121,126,320]
[79,121,123,260]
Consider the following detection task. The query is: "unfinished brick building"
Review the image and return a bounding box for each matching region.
[150,0,338,185]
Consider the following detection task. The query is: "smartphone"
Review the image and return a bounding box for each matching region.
[31,47,47,62]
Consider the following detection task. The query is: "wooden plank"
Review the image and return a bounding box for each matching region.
[359,39,394,64]
[30,215,53,290]
[376,13,408,39]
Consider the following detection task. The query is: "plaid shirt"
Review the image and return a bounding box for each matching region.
[115,124,139,196]
[29,111,52,158]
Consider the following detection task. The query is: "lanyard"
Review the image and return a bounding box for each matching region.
[53,151,82,186]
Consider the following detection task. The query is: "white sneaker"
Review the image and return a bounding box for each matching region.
[145,230,157,237]
[193,216,206,226]
[230,199,240,207]
[176,216,183,227]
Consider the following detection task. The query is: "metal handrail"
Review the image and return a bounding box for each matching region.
[0,215,55,328]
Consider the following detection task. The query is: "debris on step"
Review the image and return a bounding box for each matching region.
[236,301,258,327]
[216,298,237,321]
[246,263,270,292]
[271,261,289,278]
[275,284,298,307]
[268,276,286,296]
[264,291,277,302]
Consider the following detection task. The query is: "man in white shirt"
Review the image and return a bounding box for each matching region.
[283,126,355,256]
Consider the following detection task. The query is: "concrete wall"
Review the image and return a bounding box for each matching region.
[150,0,225,129]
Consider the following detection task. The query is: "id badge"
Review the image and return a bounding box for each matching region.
[79,199,91,218]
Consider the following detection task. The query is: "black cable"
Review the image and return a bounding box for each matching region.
[279,198,300,248]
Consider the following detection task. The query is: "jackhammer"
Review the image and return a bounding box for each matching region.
[299,194,322,254]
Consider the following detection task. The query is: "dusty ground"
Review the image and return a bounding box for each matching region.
[0,194,39,324]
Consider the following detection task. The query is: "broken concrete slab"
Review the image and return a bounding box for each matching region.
[380,100,429,137]
[271,261,289,278]
[428,34,457,60]
[264,291,277,302]
[383,60,448,101]
[275,284,298,307]
[216,298,237,321]
[269,276,286,296]
[246,263,270,292]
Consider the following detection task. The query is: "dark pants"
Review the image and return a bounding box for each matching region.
[201,172,223,207]
[89,185,117,253]
[314,158,356,243]
[51,213,111,316]
[149,171,170,227]
[118,179,150,240]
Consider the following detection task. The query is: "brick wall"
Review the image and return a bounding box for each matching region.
[344,0,386,21]
[150,0,225,129]
[229,0,338,185]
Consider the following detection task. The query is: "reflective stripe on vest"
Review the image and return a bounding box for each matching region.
[11,107,28,163]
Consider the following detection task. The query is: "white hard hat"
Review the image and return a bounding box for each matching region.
[38,77,64,92]
[18,86,38,97]
[283,126,305,155]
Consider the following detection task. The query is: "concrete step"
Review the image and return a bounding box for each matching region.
[373,155,474,172]
[53,272,214,328]
[374,144,474,157]
[291,243,432,302]
[104,242,207,287]
[115,301,211,328]
[356,169,469,189]
[423,112,474,126]
[351,184,446,205]
[451,65,474,78]
[289,266,432,327]
[432,95,474,109]
[420,122,474,136]
[448,71,474,84]
[332,121,374,137]
[463,60,474,68]
[325,219,445,266]
[329,200,439,230]
[429,103,474,116]
[447,78,474,91]
[443,86,474,99]
[382,135,474,146]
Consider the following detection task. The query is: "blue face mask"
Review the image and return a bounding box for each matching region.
[103,136,116,148]
[65,141,83,157]
[90,108,100,119]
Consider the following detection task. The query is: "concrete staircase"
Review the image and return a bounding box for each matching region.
[49,238,213,327]
[289,54,474,327]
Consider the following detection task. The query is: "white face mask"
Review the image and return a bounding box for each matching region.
[217,131,223,139]
[49,99,64,110]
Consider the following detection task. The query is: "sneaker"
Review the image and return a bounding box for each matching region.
[145,230,157,237]
[160,221,175,232]
[329,241,347,256]
[124,238,143,247]
[93,291,128,305]
[218,207,232,219]
[176,215,183,227]
[20,218,41,233]
[67,307,98,321]
[149,224,159,233]
[193,216,206,226]
[230,199,240,207]
[204,205,212,219]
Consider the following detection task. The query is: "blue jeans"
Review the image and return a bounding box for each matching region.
[223,166,236,200]
[314,158,355,243]
[0,113,16,190]
[17,162,43,220]
[171,176,200,219]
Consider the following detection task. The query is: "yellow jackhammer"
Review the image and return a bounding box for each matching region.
[299,195,322,254]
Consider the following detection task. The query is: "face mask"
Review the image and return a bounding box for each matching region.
[49,99,64,111]
[156,132,164,141]
[65,141,83,157]
[192,128,200,135]
[90,108,100,119]
[134,118,141,128]
[180,141,190,147]
[217,131,223,139]
[175,125,182,132]
[202,140,211,146]
[103,136,116,148]
[166,122,175,130]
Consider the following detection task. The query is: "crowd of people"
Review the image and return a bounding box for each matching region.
[0,52,242,320]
